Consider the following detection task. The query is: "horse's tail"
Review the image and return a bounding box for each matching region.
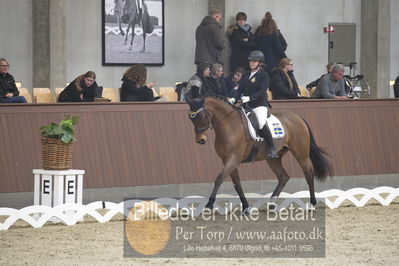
[303,119,333,182]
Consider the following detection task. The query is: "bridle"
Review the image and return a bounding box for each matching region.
[189,106,236,134]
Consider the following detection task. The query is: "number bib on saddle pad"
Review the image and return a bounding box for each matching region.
[242,108,285,141]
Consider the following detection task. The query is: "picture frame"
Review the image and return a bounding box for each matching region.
[102,0,164,66]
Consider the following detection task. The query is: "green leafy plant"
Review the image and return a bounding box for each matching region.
[40,115,80,144]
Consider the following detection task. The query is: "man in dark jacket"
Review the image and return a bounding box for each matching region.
[206,63,228,97]
[194,8,225,65]
[0,58,27,103]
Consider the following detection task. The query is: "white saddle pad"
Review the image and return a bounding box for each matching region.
[242,109,285,141]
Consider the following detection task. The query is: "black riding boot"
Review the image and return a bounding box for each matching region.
[260,124,278,159]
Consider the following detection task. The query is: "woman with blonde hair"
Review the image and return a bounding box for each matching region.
[120,64,157,102]
[255,12,287,74]
[269,58,301,99]
[58,71,97,102]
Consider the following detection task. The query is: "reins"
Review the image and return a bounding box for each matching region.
[192,105,237,134]
[206,107,236,131]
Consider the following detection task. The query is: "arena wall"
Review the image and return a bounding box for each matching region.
[1,99,399,195]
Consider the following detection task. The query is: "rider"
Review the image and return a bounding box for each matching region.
[229,50,278,159]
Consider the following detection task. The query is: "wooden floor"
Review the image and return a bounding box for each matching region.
[1,98,398,193]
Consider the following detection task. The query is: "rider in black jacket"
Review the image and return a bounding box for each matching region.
[231,50,278,159]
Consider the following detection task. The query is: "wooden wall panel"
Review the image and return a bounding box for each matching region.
[0,99,398,193]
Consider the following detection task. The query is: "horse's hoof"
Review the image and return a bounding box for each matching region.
[267,202,277,211]
[204,204,213,210]
[241,207,250,216]
[307,204,316,212]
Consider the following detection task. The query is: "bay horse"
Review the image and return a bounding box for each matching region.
[187,95,333,213]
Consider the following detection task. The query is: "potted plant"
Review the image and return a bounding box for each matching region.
[40,115,80,170]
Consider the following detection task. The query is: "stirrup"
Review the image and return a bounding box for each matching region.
[266,147,278,159]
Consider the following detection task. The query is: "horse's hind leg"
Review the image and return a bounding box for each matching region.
[297,157,317,207]
[230,169,249,212]
[266,158,290,202]
[205,157,238,209]
[119,24,125,36]
[117,15,125,36]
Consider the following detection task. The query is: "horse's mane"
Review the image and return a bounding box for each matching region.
[203,93,240,110]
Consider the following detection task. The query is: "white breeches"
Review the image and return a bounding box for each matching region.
[253,106,268,129]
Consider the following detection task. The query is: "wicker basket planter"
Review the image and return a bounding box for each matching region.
[41,137,73,170]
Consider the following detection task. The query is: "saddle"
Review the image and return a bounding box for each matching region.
[241,106,285,141]
[240,106,285,163]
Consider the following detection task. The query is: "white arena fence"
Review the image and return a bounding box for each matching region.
[1,186,398,230]
[105,26,163,37]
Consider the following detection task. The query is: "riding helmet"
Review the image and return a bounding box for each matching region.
[248,50,265,62]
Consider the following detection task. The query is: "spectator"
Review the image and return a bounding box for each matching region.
[394,75,399,98]
[255,12,287,74]
[311,64,349,99]
[270,58,301,99]
[207,63,228,96]
[226,12,255,71]
[120,64,157,102]
[184,62,212,101]
[230,50,277,159]
[58,71,97,102]
[259,12,287,51]
[194,8,225,65]
[224,67,245,98]
[306,62,335,89]
[0,58,27,103]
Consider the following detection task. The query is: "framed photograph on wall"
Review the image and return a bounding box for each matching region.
[102,0,164,66]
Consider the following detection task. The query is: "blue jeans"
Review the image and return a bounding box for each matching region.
[2,96,27,103]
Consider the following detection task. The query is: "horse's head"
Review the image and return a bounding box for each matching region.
[187,97,210,144]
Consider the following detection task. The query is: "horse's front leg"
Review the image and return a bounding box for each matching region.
[205,157,238,209]
[124,20,132,46]
[141,33,146,52]
[129,25,135,50]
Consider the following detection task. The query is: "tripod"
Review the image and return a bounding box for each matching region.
[343,62,371,98]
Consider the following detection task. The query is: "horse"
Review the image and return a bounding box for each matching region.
[115,0,150,52]
[187,94,333,213]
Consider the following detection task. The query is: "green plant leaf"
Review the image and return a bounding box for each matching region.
[61,131,73,144]
[40,115,80,143]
